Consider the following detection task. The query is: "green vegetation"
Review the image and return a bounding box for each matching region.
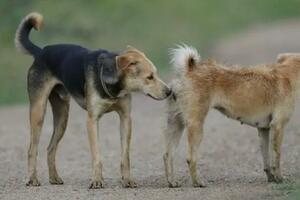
[274,180,300,200]
[287,181,300,200]
[288,189,300,200]
[1,0,300,104]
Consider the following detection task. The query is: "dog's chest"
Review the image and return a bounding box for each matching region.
[214,105,272,128]
[73,95,87,109]
[90,91,118,112]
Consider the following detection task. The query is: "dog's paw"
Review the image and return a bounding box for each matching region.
[274,176,283,183]
[26,178,41,187]
[168,181,181,188]
[268,174,283,183]
[49,176,64,185]
[89,180,104,189]
[266,169,283,183]
[192,180,207,188]
[122,179,138,188]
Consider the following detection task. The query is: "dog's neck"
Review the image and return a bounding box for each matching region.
[96,63,125,99]
[86,50,124,100]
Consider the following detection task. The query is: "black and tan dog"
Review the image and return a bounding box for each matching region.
[164,44,300,187]
[15,12,171,188]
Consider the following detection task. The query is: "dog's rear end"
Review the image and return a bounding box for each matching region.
[164,45,300,188]
[163,45,206,187]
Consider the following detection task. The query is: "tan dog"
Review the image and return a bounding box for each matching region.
[15,13,171,188]
[163,44,300,187]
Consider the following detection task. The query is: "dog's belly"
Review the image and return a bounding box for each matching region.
[214,105,272,128]
[236,114,272,128]
[72,95,87,109]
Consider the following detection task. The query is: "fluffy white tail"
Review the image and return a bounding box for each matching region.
[169,44,201,75]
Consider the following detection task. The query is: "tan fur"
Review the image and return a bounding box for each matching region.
[118,47,169,99]
[82,46,170,188]
[164,51,300,187]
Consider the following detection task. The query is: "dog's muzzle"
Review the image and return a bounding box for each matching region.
[147,93,163,100]
[147,87,173,100]
[165,88,172,97]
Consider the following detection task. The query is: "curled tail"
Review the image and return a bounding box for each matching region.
[169,44,201,76]
[15,12,43,56]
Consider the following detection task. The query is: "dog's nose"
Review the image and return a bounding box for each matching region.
[165,88,172,97]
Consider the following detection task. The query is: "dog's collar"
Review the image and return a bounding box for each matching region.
[97,60,125,99]
[99,63,116,99]
[93,51,124,99]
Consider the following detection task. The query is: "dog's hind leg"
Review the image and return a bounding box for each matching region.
[163,98,184,188]
[186,121,205,187]
[47,85,70,185]
[258,128,272,181]
[27,67,57,186]
[185,102,208,188]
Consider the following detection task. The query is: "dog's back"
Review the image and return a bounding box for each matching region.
[14,13,121,101]
[168,44,300,128]
[41,44,88,71]
[41,44,89,98]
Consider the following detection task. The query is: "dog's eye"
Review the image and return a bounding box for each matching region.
[147,74,154,80]
[131,61,139,65]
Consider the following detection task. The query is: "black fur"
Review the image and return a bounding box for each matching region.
[16,16,42,56]
[17,15,124,103]
[42,44,123,100]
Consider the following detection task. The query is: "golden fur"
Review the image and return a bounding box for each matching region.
[164,45,300,187]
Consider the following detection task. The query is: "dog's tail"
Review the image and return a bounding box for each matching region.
[15,12,43,56]
[169,44,201,76]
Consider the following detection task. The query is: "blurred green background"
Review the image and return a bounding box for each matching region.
[1,0,300,105]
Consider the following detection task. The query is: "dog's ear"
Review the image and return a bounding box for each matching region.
[126,45,145,56]
[116,54,140,76]
[116,55,132,70]
[126,45,139,52]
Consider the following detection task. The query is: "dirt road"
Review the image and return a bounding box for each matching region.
[0,93,299,200]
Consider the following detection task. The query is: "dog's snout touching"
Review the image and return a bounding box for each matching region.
[165,87,172,97]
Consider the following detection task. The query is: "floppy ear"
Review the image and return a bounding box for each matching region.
[116,55,132,70]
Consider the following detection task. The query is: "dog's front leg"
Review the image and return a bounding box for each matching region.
[268,122,285,183]
[117,97,137,188]
[184,101,208,188]
[87,113,104,189]
[163,98,184,188]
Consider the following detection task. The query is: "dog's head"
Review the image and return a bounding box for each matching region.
[116,46,171,100]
